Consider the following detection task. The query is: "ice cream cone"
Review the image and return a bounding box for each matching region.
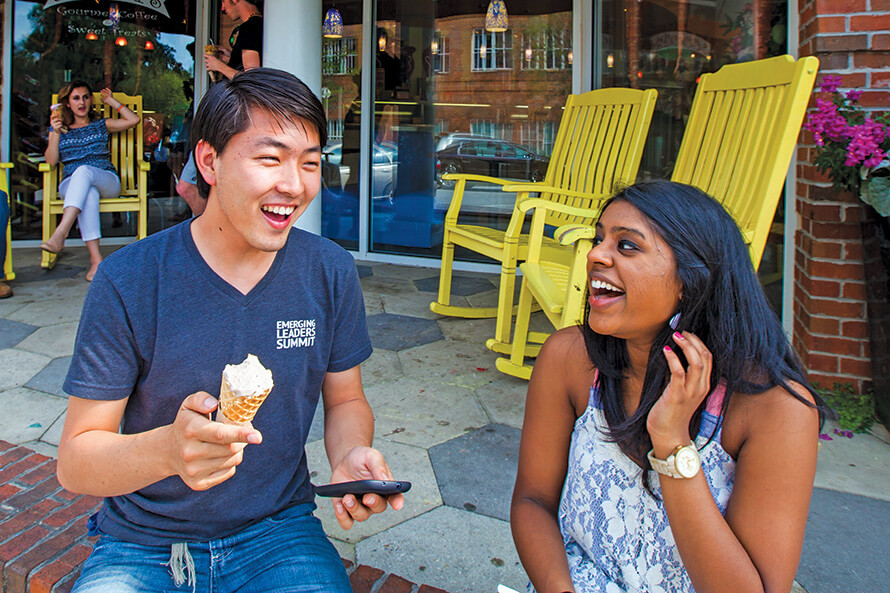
[217,354,274,425]
[219,380,272,424]
[51,103,68,134]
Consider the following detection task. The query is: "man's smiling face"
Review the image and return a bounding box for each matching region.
[197,108,322,254]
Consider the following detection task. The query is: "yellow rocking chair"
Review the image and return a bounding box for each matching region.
[1,162,14,281]
[430,88,658,354]
[39,92,148,270]
[496,54,820,380]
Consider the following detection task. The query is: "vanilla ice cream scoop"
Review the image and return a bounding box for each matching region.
[218,354,274,424]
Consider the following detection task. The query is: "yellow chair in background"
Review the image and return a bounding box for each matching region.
[671,54,819,268]
[496,54,819,380]
[39,92,148,270]
[1,162,14,281]
[430,88,658,354]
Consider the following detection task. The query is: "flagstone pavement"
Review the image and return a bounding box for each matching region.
[0,245,888,593]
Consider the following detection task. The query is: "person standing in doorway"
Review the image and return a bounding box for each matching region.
[177,0,264,214]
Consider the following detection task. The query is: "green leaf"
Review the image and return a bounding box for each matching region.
[861,178,890,217]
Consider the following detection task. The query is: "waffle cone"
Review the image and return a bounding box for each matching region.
[218,378,272,424]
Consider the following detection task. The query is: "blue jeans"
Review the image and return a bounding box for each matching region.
[71,503,351,593]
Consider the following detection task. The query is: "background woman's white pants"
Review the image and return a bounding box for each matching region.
[58,165,121,242]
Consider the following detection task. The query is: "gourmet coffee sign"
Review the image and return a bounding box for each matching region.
[44,0,169,19]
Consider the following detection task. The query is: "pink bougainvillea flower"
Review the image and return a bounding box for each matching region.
[820,74,842,94]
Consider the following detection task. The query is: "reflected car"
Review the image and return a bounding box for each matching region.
[435,138,548,187]
[322,141,398,201]
[435,132,491,153]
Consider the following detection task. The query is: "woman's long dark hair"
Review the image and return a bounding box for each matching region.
[582,181,830,470]
[57,80,97,127]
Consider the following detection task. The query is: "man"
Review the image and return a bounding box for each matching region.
[58,69,402,592]
[177,0,263,215]
[205,0,263,80]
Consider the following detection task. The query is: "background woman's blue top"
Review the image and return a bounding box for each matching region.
[52,119,117,180]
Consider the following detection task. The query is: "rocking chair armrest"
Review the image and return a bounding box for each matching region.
[503,184,607,202]
[0,163,12,170]
[443,174,515,220]
[442,173,513,186]
[516,197,604,220]
[38,163,55,172]
[553,224,596,246]
[138,160,151,172]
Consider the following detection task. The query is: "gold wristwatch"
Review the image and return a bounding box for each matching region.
[647,443,701,479]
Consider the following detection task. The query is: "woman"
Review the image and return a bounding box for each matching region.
[42,81,140,281]
[511,181,830,593]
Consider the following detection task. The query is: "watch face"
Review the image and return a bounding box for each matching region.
[675,447,701,478]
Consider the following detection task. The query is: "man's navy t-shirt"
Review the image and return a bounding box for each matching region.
[63,221,372,545]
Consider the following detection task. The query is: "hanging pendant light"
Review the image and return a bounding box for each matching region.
[144,40,155,50]
[109,2,121,29]
[86,32,99,41]
[485,0,508,32]
[115,36,128,46]
[323,7,343,39]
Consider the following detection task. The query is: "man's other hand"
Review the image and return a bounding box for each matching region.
[329,446,405,530]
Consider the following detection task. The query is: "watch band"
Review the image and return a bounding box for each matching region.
[647,443,701,479]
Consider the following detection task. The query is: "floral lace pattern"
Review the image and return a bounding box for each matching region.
[530,386,735,593]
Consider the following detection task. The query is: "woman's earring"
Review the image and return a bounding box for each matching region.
[668,312,681,330]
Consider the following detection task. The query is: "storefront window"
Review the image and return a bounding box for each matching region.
[361,0,572,258]
[599,0,787,177]
[9,0,196,240]
[598,0,788,308]
[320,0,363,251]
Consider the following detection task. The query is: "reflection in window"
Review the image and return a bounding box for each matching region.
[520,121,557,156]
[470,120,512,141]
[323,37,358,75]
[328,118,345,143]
[472,29,513,71]
[432,31,449,74]
[520,30,571,71]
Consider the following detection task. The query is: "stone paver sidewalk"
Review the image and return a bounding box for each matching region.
[0,245,888,592]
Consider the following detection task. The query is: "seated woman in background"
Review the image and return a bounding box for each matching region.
[42,80,140,281]
[511,180,830,593]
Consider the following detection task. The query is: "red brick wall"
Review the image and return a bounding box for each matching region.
[795,0,889,394]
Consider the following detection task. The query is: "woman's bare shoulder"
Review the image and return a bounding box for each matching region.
[534,327,596,416]
[722,381,820,456]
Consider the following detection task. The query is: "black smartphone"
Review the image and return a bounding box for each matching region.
[313,480,411,498]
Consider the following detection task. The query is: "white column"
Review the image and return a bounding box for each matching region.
[264,0,323,234]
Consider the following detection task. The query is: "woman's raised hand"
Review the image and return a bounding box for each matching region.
[647,331,713,447]
[100,88,114,105]
[49,108,63,132]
